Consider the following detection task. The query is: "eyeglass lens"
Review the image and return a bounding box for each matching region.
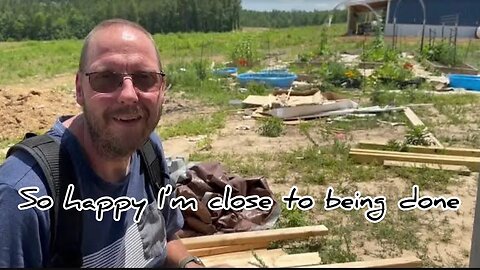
[89,71,162,93]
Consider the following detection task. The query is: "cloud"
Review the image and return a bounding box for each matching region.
[242,0,346,11]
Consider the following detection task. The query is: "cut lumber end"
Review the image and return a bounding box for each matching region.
[383,160,471,175]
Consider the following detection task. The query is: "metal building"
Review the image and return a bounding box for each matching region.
[346,0,480,38]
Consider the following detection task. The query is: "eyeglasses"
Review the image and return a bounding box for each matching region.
[84,71,166,93]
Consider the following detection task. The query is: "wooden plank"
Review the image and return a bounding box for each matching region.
[383,160,471,176]
[427,133,444,148]
[181,225,329,250]
[404,107,424,126]
[242,95,271,106]
[357,141,480,157]
[189,242,268,257]
[268,253,322,268]
[201,249,286,267]
[204,251,322,268]
[300,256,422,268]
[351,148,479,161]
[349,149,480,171]
[201,248,286,261]
[403,107,443,147]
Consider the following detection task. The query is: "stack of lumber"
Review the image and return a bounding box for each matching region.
[181,225,422,268]
[350,141,480,173]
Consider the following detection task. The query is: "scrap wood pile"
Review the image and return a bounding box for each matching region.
[180,224,422,268]
[241,89,404,123]
[349,106,479,173]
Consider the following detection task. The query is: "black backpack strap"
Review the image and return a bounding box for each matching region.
[139,138,167,199]
[6,133,83,267]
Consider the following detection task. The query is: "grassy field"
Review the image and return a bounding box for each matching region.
[0,24,349,85]
[1,24,480,267]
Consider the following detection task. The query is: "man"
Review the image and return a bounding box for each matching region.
[0,19,205,268]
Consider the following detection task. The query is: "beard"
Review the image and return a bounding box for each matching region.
[83,103,161,160]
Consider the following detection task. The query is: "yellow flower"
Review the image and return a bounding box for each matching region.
[345,70,355,78]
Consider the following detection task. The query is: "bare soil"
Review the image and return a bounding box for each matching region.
[0,68,477,268]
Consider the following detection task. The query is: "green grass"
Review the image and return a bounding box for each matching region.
[279,142,385,185]
[388,167,456,192]
[191,141,386,185]
[0,24,349,85]
[157,110,227,140]
[0,137,24,163]
[0,40,81,84]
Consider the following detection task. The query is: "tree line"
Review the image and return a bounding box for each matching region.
[240,9,347,28]
[0,0,241,41]
[0,0,346,41]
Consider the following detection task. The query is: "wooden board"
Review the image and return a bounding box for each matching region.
[180,225,329,250]
[201,249,285,267]
[351,148,479,161]
[266,99,357,119]
[203,251,322,268]
[357,141,480,157]
[404,107,424,126]
[189,242,268,257]
[349,148,480,171]
[383,160,471,176]
[300,256,422,268]
[403,107,443,147]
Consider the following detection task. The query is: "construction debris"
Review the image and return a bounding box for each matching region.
[241,89,409,122]
[349,148,480,172]
[182,224,421,268]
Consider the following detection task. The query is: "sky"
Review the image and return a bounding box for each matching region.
[241,0,346,12]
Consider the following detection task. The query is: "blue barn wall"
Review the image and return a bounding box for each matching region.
[388,0,480,26]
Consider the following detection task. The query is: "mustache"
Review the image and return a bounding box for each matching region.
[106,106,146,117]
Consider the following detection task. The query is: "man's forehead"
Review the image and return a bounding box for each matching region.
[89,25,151,48]
[86,26,158,65]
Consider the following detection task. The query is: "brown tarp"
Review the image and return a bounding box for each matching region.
[176,162,281,238]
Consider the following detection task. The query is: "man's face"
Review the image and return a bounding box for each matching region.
[76,26,165,159]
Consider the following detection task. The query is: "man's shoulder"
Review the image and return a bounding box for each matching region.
[148,132,164,149]
[0,148,49,196]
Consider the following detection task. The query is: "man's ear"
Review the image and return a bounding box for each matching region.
[75,72,85,106]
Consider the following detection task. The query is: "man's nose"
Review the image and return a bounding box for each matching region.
[117,77,139,105]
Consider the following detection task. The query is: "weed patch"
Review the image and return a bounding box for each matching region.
[389,167,455,192]
[258,117,284,137]
[157,111,227,140]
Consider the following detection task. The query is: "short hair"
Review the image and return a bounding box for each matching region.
[78,18,161,71]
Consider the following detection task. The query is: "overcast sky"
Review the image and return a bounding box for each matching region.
[241,0,346,11]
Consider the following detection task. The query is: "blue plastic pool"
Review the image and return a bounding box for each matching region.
[237,72,297,88]
[448,74,480,91]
